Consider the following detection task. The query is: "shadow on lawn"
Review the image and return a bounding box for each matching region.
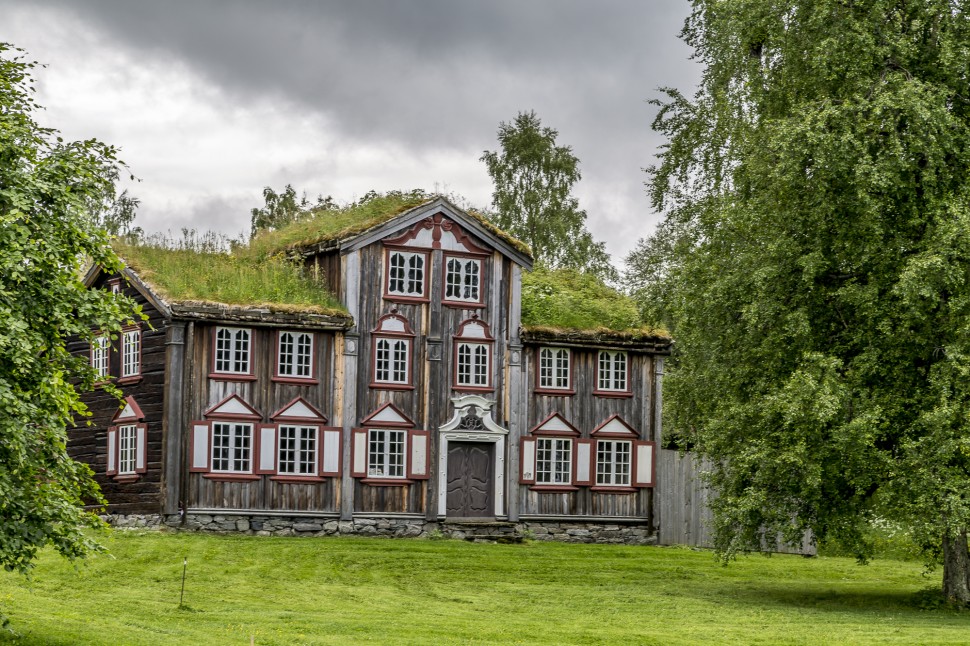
[719,584,964,615]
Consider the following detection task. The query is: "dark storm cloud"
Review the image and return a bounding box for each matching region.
[3,0,700,256]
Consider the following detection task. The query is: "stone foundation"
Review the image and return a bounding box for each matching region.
[141,513,656,545]
[101,513,165,530]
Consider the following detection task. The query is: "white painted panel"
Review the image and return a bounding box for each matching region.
[406,228,436,248]
[575,442,591,482]
[410,434,428,477]
[259,426,277,472]
[322,430,341,473]
[353,430,367,474]
[461,321,487,339]
[277,400,317,419]
[107,430,117,473]
[135,426,147,471]
[370,406,409,425]
[118,402,135,420]
[599,418,635,436]
[379,317,406,333]
[521,438,536,481]
[537,415,572,433]
[636,444,653,485]
[192,424,210,470]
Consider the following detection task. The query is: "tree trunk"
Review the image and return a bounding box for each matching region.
[942,528,970,606]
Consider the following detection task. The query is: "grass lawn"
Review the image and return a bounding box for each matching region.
[0,531,966,645]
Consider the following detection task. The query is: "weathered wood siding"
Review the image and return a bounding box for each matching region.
[349,234,515,515]
[185,324,341,513]
[67,273,168,515]
[515,347,658,520]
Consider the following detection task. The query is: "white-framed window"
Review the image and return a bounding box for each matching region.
[118,424,138,475]
[444,256,481,303]
[211,421,253,473]
[278,425,318,476]
[375,338,410,384]
[278,331,313,379]
[121,329,141,378]
[539,347,570,390]
[456,342,490,387]
[215,327,251,375]
[597,351,628,392]
[367,429,406,478]
[91,334,110,378]
[387,250,425,297]
[596,440,632,486]
[536,437,572,485]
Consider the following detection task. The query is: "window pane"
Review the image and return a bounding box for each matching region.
[119,424,137,474]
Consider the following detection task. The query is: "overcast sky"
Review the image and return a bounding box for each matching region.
[1,1,699,265]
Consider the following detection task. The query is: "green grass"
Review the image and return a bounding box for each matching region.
[521,266,668,336]
[0,532,966,645]
[116,242,347,316]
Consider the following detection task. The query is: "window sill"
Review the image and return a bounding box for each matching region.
[270,475,327,483]
[442,300,485,309]
[361,478,414,486]
[534,387,575,396]
[202,473,261,482]
[370,382,415,391]
[593,390,633,398]
[529,485,579,492]
[116,375,143,386]
[590,486,637,493]
[209,373,258,382]
[113,474,141,484]
[453,385,494,394]
[271,376,319,385]
[383,295,430,305]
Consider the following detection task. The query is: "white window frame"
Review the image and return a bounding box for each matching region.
[444,256,482,303]
[118,424,138,475]
[386,250,426,298]
[277,331,313,379]
[374,337,411,385]
[597,350,628,392]
[278,424,318,476]
[596,439,632,486]
[92,334,110,378]
[539,347,571,390]
[456,342,490,388]
[215,327,251,375]
[535,437,572,485]
[211,421,253,473]
[367,428,406,479]
[121,329,141,378]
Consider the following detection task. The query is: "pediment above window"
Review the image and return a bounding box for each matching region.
[204,394,261,420]
[383,213,490,255]
[372,311,415,336]
[361,402,415,428]
[455,316,493,340]
[271,397,328,423]
[112,395,145,423]
[529,412,581,437]
[591,415,639,438]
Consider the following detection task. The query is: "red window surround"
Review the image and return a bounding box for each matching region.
[272,330,319,385]
[370,311,416,390]
[534,346,575,396]
[452,316,495,393]
[209,326,257,382]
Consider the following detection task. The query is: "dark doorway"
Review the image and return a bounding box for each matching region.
[446,442,494,518]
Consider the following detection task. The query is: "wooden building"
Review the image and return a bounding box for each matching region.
[71,197,672,543]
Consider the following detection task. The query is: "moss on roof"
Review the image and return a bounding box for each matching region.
[520,267,669,341]
[115,241,349,319]
[246,190,532,260]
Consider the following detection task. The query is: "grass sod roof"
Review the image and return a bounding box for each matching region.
[520,267,670,347]
[246,190,532,259]
[113,241,350,321]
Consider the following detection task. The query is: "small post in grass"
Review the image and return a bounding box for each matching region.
[179,557,187,608]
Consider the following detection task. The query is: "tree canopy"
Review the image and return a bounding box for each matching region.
[482,111,617,282]
[250,184,335,237]
[0,44,138,577]
[633,1,970,604]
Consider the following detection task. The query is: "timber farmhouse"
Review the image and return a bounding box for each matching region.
[71,195,671,543]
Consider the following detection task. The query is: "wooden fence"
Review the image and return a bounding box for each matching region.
[657,449,815,555]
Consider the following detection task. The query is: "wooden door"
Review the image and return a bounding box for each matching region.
[446,442,494,518]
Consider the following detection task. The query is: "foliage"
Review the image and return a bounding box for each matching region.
[249,184,335,237]
[0,44,139,575]
[636,1,970,603]
[116,231,347,315]
[521,267,652,333]
[481,111,617,282]
[0,532,965,645]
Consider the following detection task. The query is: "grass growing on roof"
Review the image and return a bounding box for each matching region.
[0,531,965,645]
[521,266,665,334]
[115,238,346,315]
